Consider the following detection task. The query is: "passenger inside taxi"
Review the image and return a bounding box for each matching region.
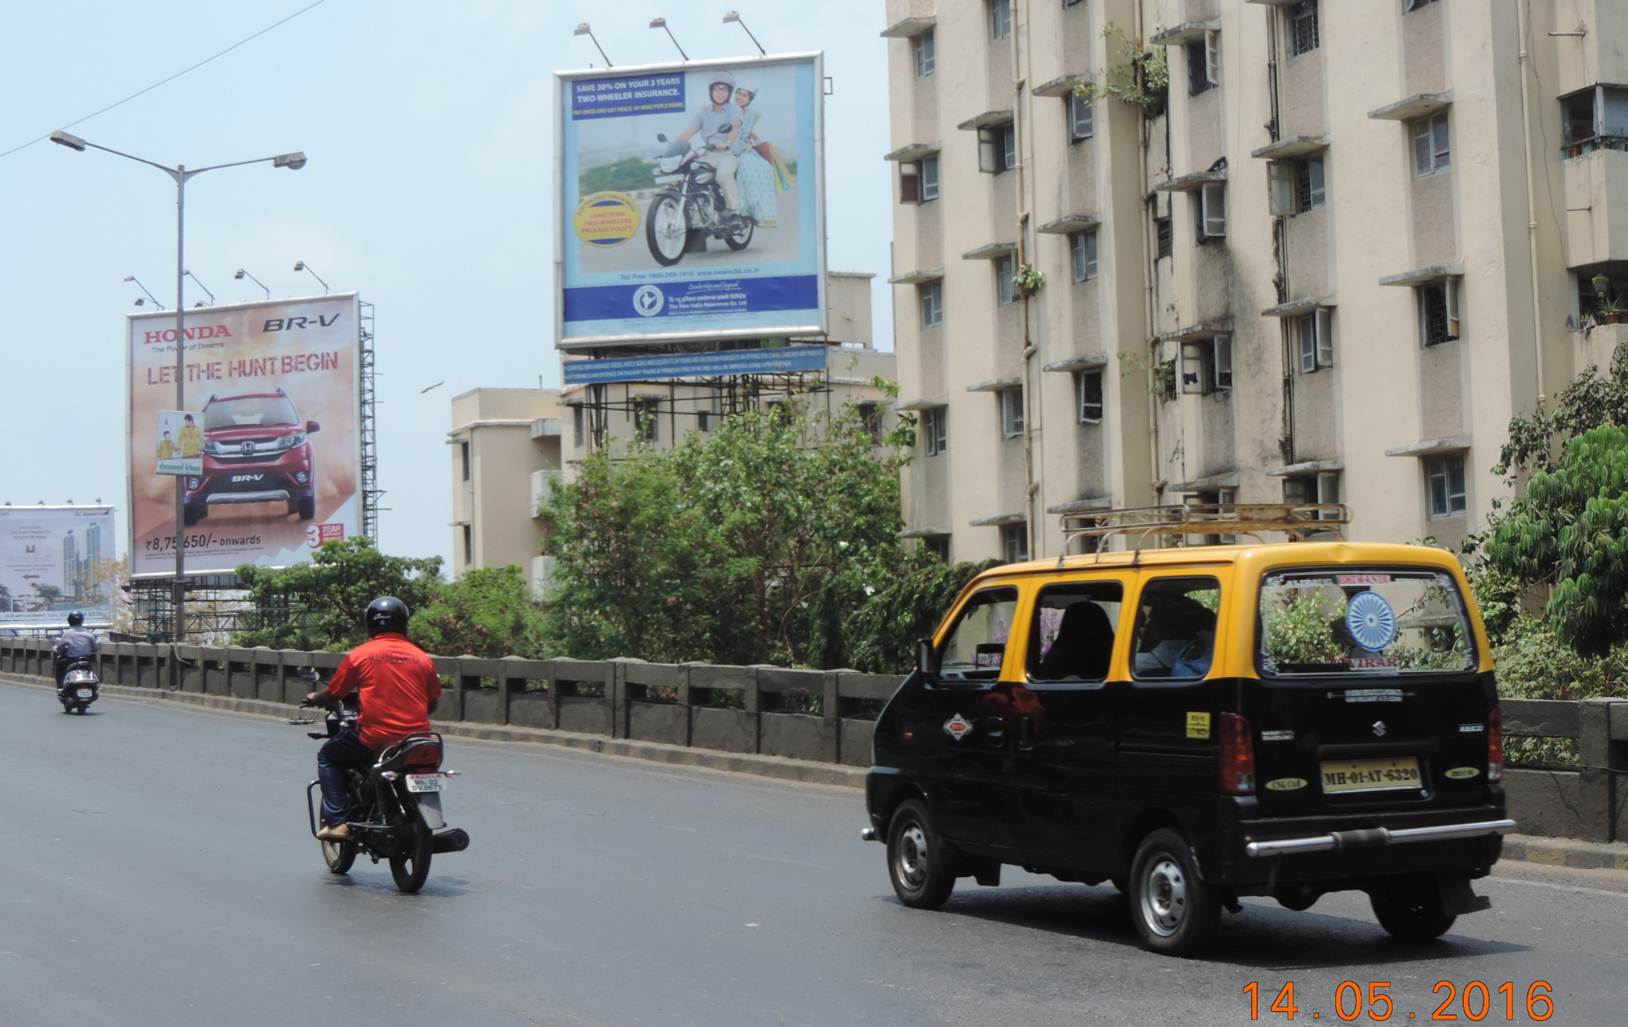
[1134,589,1218,679]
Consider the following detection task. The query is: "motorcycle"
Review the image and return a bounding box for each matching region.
[297,669,469,893]
[645,132,755,266]
[57,657,99,715]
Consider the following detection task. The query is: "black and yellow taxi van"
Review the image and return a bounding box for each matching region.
[862,506,1512,955]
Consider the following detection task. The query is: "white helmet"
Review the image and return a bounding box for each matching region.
[708,70,736,92]
[734,80,756,99]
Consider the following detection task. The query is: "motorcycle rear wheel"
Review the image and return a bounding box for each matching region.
[321,837,358,875]
[389,814,433,893]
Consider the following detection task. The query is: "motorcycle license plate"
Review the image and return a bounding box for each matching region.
[1319,756,1422,794]
[76,689,95,699]
[405,774,445,793]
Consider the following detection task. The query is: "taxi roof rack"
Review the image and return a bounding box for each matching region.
[1059,502,1349,561]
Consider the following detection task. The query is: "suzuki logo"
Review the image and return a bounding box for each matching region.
[943,714,973,741]
[1372,720,1388,738]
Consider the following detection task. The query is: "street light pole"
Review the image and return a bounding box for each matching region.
[50,131,306,641]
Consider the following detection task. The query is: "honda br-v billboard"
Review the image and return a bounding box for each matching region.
[126,295,361,578]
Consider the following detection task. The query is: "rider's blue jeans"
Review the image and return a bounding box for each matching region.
[317,731,375,826]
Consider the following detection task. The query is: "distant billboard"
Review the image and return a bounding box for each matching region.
[127,295,361,579]
[0,505,116,629]
[562,344,829,385]
[555,53,827,349]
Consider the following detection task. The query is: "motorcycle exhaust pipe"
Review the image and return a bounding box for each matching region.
[432,828,469,854]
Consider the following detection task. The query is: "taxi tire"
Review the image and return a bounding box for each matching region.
[886,799,956,910]
[1129,828,1221,956]
[1370,877,1456,942]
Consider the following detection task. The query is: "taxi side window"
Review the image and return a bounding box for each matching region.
[1028,582,1123,682]
[938,587,1018,683]
[1131,577,1221,680]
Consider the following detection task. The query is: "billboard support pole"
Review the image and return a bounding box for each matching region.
[173,168,187,647]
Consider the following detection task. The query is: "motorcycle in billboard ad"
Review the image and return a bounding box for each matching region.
[126,294,360,578]
[555,53,827,349]
[0,505,117,630]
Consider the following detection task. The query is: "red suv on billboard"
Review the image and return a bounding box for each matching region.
[183,388,320,526]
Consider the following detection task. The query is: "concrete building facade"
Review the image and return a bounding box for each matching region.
[885,0,1627,562]
[448,388,562,589]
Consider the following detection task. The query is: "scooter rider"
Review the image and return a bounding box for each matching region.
[52,611,98,688]
[306,596,442,842]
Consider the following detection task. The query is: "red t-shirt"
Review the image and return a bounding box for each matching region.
[324,633,442,749]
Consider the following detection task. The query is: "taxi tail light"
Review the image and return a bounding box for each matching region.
[1487,705,1503,783]
[1219,712,1255,796]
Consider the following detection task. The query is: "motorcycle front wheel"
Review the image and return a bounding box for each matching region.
[389,806,433,893]
[646,191,689,266]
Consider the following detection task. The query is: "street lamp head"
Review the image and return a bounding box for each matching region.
[649,17,667,28]
[273,151,307,170]
[49,130,87,152]
[722,11,740,23]
[573,21,592,35]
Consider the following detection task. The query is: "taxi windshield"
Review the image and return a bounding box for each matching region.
[1257,569,1475,676]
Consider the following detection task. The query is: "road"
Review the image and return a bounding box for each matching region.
[2,680,1624,1026]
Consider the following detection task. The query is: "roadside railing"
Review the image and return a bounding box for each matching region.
[4,639,1623,842]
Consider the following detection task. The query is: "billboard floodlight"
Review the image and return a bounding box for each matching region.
[125,274,164,308]
[234,267,271,300]
[183,269,215,306]
[649,16,690,61]
[722,11,766,55]
[293,260,330,294]
[573,22,613,66]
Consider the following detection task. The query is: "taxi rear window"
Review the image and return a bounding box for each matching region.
[1257,569,1475,676]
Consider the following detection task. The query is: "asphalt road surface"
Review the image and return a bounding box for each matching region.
[3,680,1624,1026]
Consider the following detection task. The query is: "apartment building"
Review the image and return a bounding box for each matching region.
[885,0,1626,562]
[448,388,562,589]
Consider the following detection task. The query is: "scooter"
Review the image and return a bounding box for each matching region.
[57,658,99,715]
[296,669,469,893]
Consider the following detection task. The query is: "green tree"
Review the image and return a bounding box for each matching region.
[1484,424,1628,655]
[414,565,549,659]
[839,551,995,674]
[233,536,443,651]
[1497,342,1628,479]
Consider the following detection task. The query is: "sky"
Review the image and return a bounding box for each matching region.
[0,0,893,571]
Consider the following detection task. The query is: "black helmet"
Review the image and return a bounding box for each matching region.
[67,611,84,627]
[365,596,409,637]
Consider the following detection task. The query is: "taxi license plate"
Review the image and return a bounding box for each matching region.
[1320,756,1422,794]
[76,688,95,699]
[405,774,445,793]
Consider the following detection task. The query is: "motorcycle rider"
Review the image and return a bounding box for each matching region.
[305,596,442,842]
[52,611,98,689]
[671,70,744,214]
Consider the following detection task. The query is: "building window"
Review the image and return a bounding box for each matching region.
[1180,341,1213,395]
[1212,335,1233,391]
[462,524,473,564]
[995,255,1016,305]
[459,441,470,481]
[1578,262,1628,319]
[1296,308,1334,372]
[1159,357,1179,401]
[571,405,584,448]
[924,407,947,456]
[1284,471,1342,517]
[1287,1,1319,57]
[1198,182,1226,241]
[1411,111,1451,176]
[1156,216,1173,258]
[1077,369,1104,424]
[857,401,883,443]
[1001,523,1029,563]
[1071,231,1098,282]
[1426,455,1468,518]
[990,1,1011,40]
[914,31,935,77]
[924,535,950,561]
[633,397,660,443]
[1186,30,1219,95]
[697,411,711,432]
[920,281,944,328]
[1270,156,1325,215]
[1561,85,1628,155]
[1069,93,1094,141]
[979,123,1017,174]
[999,388,1024,438]
[1316,471,1341,518]
[902,156,941,202]
[1418,280,1460,346]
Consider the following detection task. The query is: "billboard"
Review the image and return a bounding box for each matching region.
[127,294,361,578]
[0,505,117,629]
[555,53,827,349]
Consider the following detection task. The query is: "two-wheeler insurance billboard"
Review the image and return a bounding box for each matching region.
[555,53,826,349]
[127,295,361,578]
[0,505,117,629]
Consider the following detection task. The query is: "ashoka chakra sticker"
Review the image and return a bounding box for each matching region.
[1345,590,1399,652]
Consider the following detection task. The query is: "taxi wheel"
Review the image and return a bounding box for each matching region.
[886,799,956,909]
[1129,828,1220,956]
[1370,877,1456,942]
